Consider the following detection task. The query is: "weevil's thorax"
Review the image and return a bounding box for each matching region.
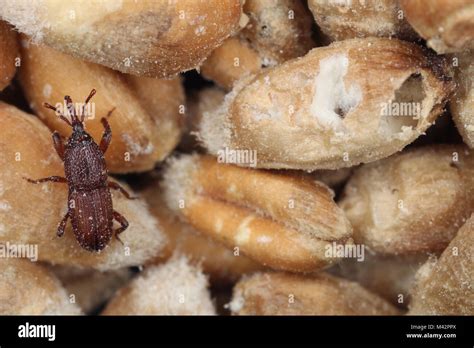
[64,126,108,190]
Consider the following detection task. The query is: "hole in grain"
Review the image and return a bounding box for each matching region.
[449,161,459,168]
[334,106,346,119]
[383,73,426,134]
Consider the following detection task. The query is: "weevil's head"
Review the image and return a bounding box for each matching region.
[43,89,96,132]
[68,124,93,145]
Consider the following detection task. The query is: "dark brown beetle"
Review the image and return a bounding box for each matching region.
[25,89,135,252]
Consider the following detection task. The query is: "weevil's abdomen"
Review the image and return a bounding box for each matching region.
[69,187,114,252]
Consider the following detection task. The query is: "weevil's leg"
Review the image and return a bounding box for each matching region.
[52,131,65,160]
[112,210,129,245]
[105,107,115,119]
[57,210,71,237]
[23,176,67,184]
[107,181,138,200]
[99,117,112,153]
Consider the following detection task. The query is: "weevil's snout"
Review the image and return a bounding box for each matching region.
[69,123,92,144]
[72,122,85,132]
[71,116,84,130]
[65,95,82,126]
[71,118,84,127]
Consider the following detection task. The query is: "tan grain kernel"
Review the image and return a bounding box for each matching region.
[229,272,400,315]
[340,145,474,254]
[308,0,417,41]
[0,0,243,77]
[142,184,264,284]
[0,259,81,315]
[451,51,474,147]
[400,0,474,53]
[102,256,216,315]
[199,38,454,170]
[0,20,18,91]
[162,154,353,273]
[201,0,315,90]
[409,215,474,315]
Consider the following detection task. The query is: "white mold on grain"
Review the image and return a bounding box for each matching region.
[121,133,154,156]
[162,154,200,212]
[310,54,362,131]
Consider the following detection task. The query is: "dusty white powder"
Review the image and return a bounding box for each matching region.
[108,256,215,315]
[121,133,154,156]
[310,54,362,131]
[162,154,200,212]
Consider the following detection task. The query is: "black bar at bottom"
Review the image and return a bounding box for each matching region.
[0,315,472,346]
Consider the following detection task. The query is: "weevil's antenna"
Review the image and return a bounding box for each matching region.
[43,102,72,127]
[81,89,96,122]
[64,95,80,125]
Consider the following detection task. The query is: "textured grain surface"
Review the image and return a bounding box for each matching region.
[102,256,215,315]
[332,253,429,307]
[309,0,417,41]
[199,38,454,170]
[409,215,474,315]
[142,184,264,284]
[0,259,81,315]
[182,86,225,151]
[400,0,474,53]
[340,145,474,254]
[0,0,243,77]
[451,51,474,147]
[201,0,315,90]
[163,154,353,272]
[0,20,18,91]
[50,266,132,314]
[229,272,400,315]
